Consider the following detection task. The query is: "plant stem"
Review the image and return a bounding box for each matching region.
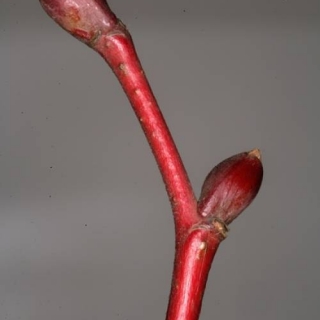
[39,0,197,235]
[166,227,224,320]
[93,24,198,232]
[39,2,263,320]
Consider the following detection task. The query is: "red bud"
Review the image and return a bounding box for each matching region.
[198,149,263,225]
[39,0,118,44]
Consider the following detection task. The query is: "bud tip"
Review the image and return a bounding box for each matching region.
[249,148,261,160]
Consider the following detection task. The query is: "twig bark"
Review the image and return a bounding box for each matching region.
[39,1,264,319]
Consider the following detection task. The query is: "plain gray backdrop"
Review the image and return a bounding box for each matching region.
[1,0,320,319]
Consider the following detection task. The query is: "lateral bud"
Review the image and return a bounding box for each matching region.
[198,149,263,225]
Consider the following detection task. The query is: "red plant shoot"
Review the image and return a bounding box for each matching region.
[39,1,264,319]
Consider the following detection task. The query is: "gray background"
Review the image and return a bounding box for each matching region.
[1,0,320,319]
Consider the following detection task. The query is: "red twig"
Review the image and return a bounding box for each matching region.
[39,1,263,320]
[166,228,222,320]
[93,23,198,233]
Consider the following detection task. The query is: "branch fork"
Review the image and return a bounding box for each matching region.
[39,1,264,319]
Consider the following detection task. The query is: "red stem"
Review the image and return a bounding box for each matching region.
[94,25,198,232]
[39,2,263,320]
[166,227,223,320]
[39,1,197,235]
